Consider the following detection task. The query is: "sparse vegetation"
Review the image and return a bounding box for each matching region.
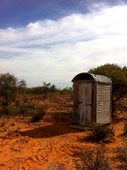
[0,73,26,114]
[89,123,115,142]
[31,106,46,122]
[0,69,127,169]
[19,103,35,114]
[74,145,110,170]
[0,93,126,169]
[19,104,29,114]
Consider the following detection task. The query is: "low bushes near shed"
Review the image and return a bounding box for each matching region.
[31,109,45,122]
[85,123,115,142]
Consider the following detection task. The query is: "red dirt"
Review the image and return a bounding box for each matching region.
[0,96,127,170]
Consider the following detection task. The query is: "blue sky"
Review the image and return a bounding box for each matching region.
[0,0,127,88]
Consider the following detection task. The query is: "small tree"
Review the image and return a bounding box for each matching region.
[18,79,27,94]
[0,73,26,114]
[50,84,56,96]
[42,82,51,99]
[122,66,127,77]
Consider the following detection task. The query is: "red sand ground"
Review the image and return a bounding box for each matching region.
[0,96,127,170]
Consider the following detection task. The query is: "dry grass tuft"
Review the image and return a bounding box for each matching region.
[74,144,110,170]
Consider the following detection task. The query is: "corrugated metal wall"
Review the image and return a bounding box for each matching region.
[96,83,112,124]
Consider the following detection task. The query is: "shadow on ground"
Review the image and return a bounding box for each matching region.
[20,121,81,138]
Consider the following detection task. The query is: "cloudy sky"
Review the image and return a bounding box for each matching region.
[0,0,127,88]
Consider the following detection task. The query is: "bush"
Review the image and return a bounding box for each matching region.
[0,73,26,115]
[19,104,28,114]
[27,103,35,109]
[19,103,35,114]
[4,107,15,115]
[90,123,115,142]
[31,108,46,122]
[74,145,110,170]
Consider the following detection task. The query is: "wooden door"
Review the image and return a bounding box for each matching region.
[78,83,92,126]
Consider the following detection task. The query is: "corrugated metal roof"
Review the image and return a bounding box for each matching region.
[72,72,112,84]
[91,74,112,84]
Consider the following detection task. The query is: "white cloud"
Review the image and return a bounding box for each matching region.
[0,5,127,87]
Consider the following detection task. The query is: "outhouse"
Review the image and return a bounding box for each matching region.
[72,72,112,126]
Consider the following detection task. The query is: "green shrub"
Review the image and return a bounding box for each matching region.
[19,103,35,114]
[19,104,28,114]
[31,108,46,122]
[90,123,115,142]
[74,145,110,170]
[4,107,15,115]
[26,103,35,109]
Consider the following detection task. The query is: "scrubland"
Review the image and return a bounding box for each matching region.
[0,95,127,170]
